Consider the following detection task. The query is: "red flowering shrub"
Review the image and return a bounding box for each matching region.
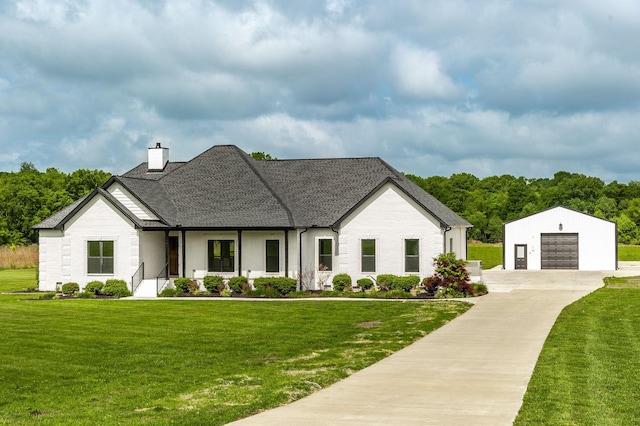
[421,253,474,297]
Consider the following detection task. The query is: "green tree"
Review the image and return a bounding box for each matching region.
[251,152,276,161]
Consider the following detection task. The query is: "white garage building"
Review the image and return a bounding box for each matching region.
[503,206,617,271]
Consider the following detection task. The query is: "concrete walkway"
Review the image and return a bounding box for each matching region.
[229,266,639,426]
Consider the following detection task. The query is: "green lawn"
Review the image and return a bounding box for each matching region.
[467,243,502,269]
[515,276,640,425]
[618,245,640,261]
[0,268,38,292]
[469,244,640,269]
[0,270,471,425]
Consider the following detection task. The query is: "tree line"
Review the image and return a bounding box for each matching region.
[0,163,110,245]
[406,171,640,244]
[2,162,640,246]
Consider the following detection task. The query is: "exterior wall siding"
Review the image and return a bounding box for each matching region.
[139,231,167,279]
[339,184,444,284]
[504,207,616,270]
[37,230,63,291]
[38,196,139,291]
[182,230,298,282]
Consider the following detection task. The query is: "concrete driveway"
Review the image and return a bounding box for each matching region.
[228,264,639,426]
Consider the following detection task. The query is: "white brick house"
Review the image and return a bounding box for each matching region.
[35,145,471,296]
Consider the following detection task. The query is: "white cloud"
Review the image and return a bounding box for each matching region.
[1,0,640,182]
[392,44,460,101]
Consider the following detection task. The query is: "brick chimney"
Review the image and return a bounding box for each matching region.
[148,142,169,171]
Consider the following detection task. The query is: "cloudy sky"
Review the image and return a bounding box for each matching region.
[1,0,640,181]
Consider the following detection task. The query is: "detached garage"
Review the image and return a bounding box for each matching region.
[503,206,617,271]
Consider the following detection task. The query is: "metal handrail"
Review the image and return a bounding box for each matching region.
[156,263,169,295]
[131,262,144,295]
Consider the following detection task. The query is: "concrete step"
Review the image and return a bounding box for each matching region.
[133,279,157,298]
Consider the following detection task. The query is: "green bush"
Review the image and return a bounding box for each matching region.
[436,287,466,299]
[375,274,395,291]
[85,280,104,294]
[423,253,473,297]
[61,282,79,295]
[173,278,192,293]
[374,275,420,292]
[472,283,488,296]
[391,275,420,292]
[228,276,249,293]
[332,273,352,292]
[76,291,96,299]
[203,275,224,293]
[103,279,131,298]
[253,277,297,295]
[159,288,178,297]
[357,277,374,291]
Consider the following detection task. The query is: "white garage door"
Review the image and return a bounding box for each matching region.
[541,233,579,270]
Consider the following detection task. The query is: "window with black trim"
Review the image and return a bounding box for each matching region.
[405,239,419,272]
[208,240,235,272]
[318,239,332,271]
[361,239,376,272]
[266,240,279,273]
[87,241,114,274]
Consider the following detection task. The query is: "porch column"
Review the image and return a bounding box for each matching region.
[284,229,289,277]
[238,230,243,275]
[164,230,170,279]
[181,229,186,278]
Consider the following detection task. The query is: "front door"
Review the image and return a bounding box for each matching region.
[169,236,179,276]
[515,244,527,270]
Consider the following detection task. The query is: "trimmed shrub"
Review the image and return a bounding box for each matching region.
[61,282,80,295]
[203,275,224,293]
[103,279,132,298]
[159,288,178,297]
[228,276,249,293]
[357,277,374,291]
[173,278,192,293]
[422,253,473,297]
[375,274,395,291]
[332,273,352,292]
[85,280,104,294]
[76,291,96,299]
[253,277,297,295]
[390,275,420,292]
[374,275,420,292]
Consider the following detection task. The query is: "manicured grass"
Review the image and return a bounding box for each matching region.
[515,277,640,425]
[0,270,471,425]
[0,268,37,292]
[467,243,502,269]
[468,243,640,268]
[618,245,640,261]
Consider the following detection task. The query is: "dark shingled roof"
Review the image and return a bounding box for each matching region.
[36,145,470,230]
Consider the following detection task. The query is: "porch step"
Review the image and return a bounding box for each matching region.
[133,279,158,298]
